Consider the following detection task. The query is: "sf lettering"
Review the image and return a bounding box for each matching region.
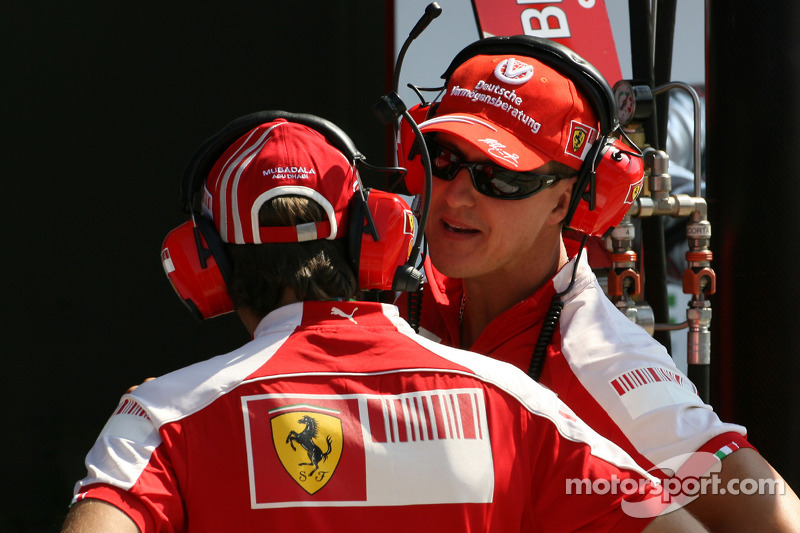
[298,469,331,483]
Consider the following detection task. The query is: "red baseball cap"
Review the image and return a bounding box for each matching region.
[202,119,359,244]
[420,54,599,172]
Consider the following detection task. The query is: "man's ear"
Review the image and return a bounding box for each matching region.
[548,176,577,225]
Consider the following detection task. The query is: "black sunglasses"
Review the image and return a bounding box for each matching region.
[428,140,566,200]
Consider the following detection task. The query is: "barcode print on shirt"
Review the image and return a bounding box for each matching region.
[366,391,483,443]
[611,366,696,396]
[115,398,151,420]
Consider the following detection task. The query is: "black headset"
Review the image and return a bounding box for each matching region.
[163,110,425,320]
[439,34,621,228]
[182,111,364,289]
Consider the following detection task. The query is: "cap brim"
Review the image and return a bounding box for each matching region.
[419,113,550,171]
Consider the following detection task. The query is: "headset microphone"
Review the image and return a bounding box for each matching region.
[408,2,442,39]
[373,92,432,293]
[392,3,442,162]
[366,3,441,329]
[394,2,442,93]
[367,3,440,294]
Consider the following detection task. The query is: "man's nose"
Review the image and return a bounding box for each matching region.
[438,166,477,207]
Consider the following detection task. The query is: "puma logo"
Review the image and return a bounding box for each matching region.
[331,307,357,324]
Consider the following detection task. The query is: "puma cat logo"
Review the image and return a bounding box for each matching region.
[331,307,357,324]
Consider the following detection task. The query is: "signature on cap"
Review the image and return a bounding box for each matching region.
[478,138,520,167]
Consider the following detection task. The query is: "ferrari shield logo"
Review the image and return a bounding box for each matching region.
[571,127,587,153]
[565,120,598,161]
[625,178,645,204]
[271,408,343,495]
[405,210,416,259]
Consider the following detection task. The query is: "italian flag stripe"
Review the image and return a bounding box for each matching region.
[714,441,741,460]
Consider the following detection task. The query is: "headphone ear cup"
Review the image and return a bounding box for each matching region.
[350,190,418,291]
[195,214,233,284]
[398,103,434,195]
[160,217,234,320]
[567,137,645,237]
[347,191,367,280]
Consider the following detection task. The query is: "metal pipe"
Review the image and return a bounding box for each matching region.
[653,82,703,197]
[654,320,689,332]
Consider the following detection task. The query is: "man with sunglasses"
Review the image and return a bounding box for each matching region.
[403,37,800,530]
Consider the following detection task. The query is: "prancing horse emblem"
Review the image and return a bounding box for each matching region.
[286,415,333,475]
[270,408,343,494]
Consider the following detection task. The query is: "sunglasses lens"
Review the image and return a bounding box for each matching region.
[469,166,550,199]
[427,141,559,199]
[429,144,460,181]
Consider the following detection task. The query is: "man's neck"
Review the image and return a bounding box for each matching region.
[238,288,300,337]
[459,238,570,349]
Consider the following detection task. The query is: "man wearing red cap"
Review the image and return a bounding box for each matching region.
[408,36,800,530]
[60,115,705,532]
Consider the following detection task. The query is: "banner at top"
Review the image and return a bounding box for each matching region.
[470,0,623,84]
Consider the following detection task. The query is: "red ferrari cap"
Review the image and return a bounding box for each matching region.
[202,119,359,244]
[420,54,599,172]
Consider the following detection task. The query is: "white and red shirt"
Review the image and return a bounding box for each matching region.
[74,300,660,532]
[411,254,751,473]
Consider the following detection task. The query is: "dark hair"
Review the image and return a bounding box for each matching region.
[225,196,357,318]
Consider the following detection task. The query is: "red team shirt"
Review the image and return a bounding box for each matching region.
[74,301,661,532]
[410,254,752,474]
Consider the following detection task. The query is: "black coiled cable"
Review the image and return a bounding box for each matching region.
[527,233,589,382]
[406,286,423,333]
[528,299,564,381]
